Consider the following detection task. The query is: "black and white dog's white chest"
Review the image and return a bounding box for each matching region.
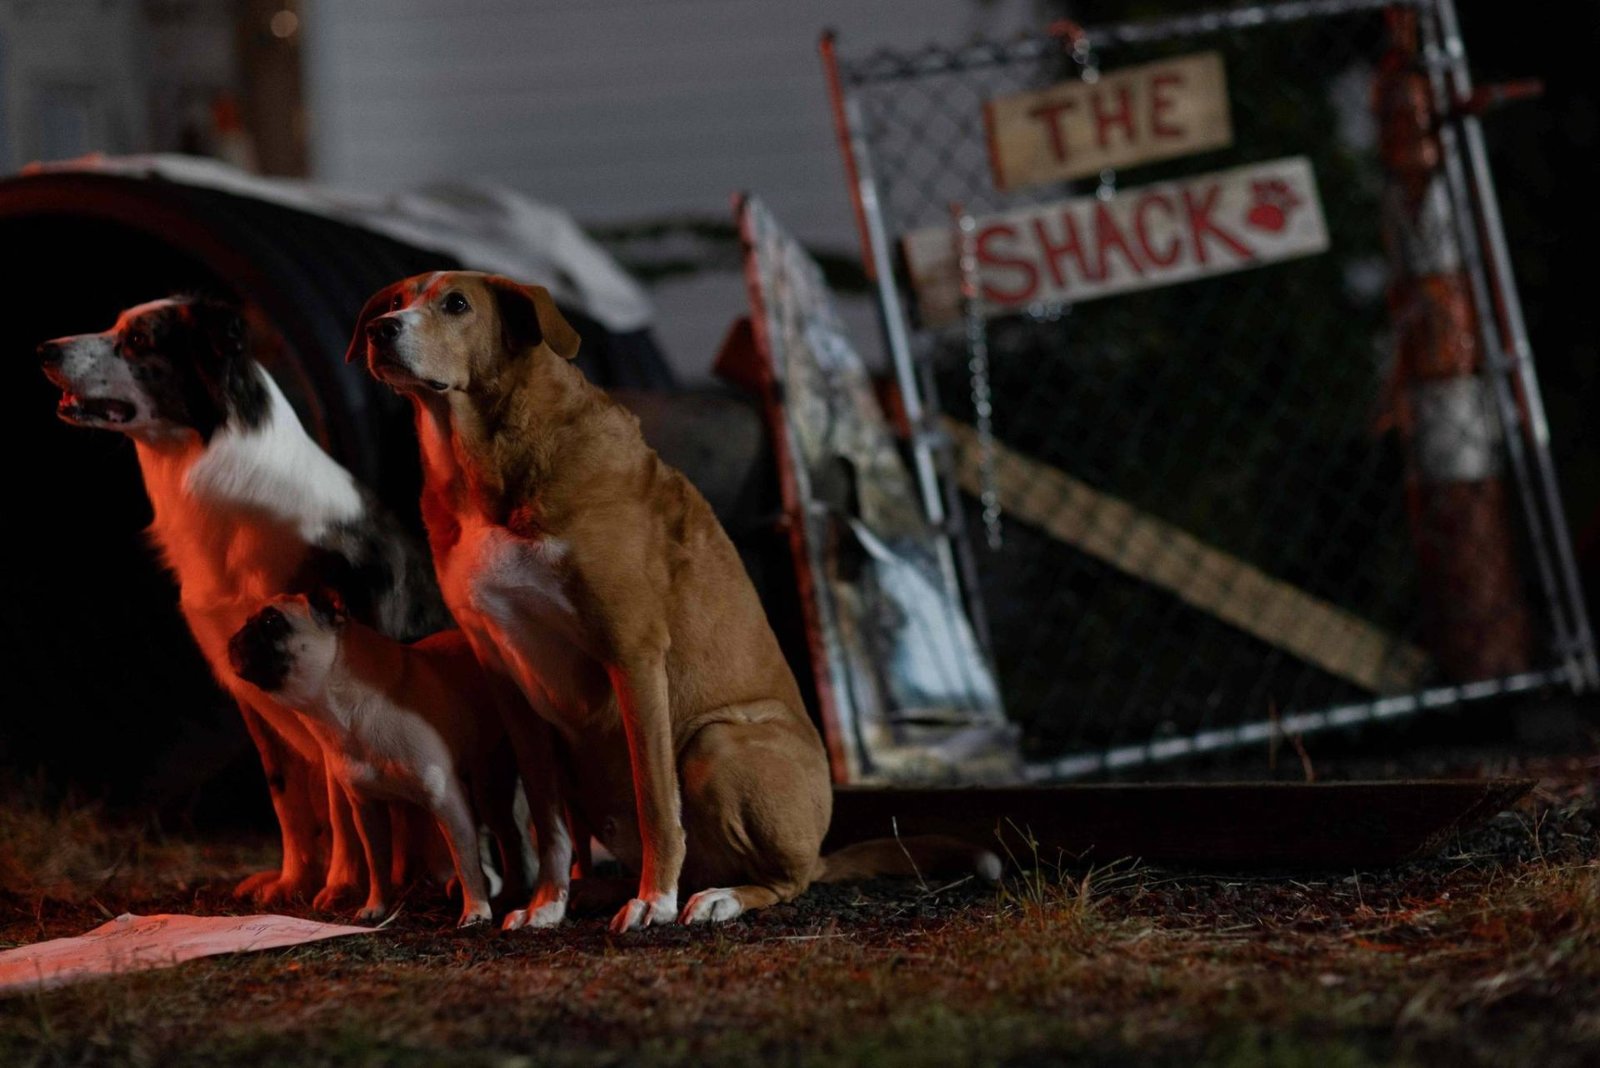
[140,366,446,659]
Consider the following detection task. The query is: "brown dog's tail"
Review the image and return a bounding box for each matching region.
[815,835,1002,885]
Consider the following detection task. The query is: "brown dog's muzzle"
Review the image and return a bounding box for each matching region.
[367,315,403,348]
[364,314,404,374]
[364,313,450,393]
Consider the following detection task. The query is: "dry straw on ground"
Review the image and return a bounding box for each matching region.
[1,758,1595,1067]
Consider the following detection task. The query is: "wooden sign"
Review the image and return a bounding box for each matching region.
[903,156,1329,326]
[984,52,1233,191]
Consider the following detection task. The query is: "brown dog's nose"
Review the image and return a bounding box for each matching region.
[368,316,403,344]
[37,340,64,369]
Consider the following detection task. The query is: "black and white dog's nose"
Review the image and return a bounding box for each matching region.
[37,340,64,369]
[368,316,403,343]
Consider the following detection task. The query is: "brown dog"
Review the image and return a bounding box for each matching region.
[348,272,996,931]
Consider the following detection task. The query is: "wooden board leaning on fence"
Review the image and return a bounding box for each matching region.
[944,419,1431,694]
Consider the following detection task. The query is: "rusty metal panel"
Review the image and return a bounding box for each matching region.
[734,194,1020,784]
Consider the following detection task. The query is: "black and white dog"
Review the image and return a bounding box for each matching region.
[38,296,453,908]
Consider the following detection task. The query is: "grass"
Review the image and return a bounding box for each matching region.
[0,760,1595,1067]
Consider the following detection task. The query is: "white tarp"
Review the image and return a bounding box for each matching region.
[0,913,373,997]
[22,154,653,333]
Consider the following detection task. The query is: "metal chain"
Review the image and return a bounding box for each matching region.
[952,205,1003,550]
[1062,25,1120,202]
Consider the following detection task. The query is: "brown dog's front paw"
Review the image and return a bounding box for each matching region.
[458,904,493,929]
[679,888,745,925]
[609,891,679,934]
[355,901,390,924]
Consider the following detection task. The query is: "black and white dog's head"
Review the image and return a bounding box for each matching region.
[38,297,267,442]
[228,591,349,702]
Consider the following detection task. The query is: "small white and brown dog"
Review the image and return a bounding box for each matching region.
[229,591,526,926]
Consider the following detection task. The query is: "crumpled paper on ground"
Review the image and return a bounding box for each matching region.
[0,913,373,997]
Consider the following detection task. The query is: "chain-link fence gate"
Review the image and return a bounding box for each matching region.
[821,0,1598,778]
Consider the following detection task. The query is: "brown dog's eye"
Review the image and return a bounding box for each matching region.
[442,292,470,316]
[390,294,404,312]
[127,329,152,350]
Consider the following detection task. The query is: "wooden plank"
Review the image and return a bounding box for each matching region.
[904,156,1330,326]
[985,52,1233,192]
[946,419,1432,692]
[827,780,1534,869]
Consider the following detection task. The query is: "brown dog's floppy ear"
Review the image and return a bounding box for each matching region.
[486,276,580,361]
[346,283,401,364]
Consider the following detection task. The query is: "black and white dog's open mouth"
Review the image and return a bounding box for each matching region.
[57,393,136,424]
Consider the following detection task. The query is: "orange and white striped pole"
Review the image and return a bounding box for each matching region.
[1374,8,1531,680]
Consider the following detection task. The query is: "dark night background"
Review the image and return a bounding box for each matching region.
[1441,0,1600,691]
[1,3,1596,828]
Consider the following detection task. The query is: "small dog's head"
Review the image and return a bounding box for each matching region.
[345,272,580,396]
[227,591,348,699]
[37,297,260,442]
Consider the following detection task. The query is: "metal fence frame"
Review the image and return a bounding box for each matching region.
[821,0,1598,778]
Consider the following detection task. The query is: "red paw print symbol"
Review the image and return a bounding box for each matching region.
[1245,179,1302,233]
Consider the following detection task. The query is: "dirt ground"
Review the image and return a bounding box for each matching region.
[1,751,1595,1067]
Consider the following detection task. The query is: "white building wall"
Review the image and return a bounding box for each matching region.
[301,0,1042,380]
[0,0,150,170]
[0,0,237,173]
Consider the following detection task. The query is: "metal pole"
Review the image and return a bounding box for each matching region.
[820,33,976,630]
[845,0,1421,85]
[1409,4,1581,688]
[1025,667,1568,780]
[1431,0,1600,689]
[819,32,876,286]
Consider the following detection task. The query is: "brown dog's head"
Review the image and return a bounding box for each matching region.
[345,272,580,395]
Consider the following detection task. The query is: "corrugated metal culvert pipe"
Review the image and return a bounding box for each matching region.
[0,166,779,819]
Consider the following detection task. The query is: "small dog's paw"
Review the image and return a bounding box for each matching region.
[457,904,493,929]
[609,890,679,934]
[355,901,389,924]
[313,880,362,912]
[679,888,745,925]
[502,888,568,931]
